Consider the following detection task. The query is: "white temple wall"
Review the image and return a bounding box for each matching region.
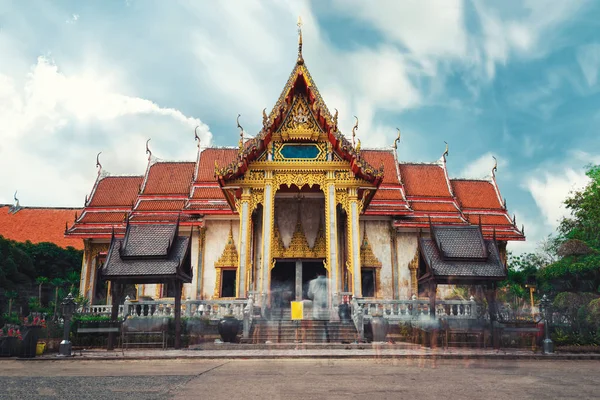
[186,227,200,299]
[396,232,418,299]
[202,219,239,299]
[363,220,394,299]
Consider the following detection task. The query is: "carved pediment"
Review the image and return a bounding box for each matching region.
[277,96,322,142]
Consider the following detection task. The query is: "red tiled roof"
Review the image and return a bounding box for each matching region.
[129,214,197,223]
[396,216,465,225]
[372,188,404,201]
[0,206,83,249]
[191,186,227,200]
[410,201,458,212]
[196,148,237,182]
[89,176,143,207]
[466,214,513,226]
[451,179,502,209]
[143,162,195,195]
[361,150,399,184]
[79,211,127,224]
[135,200,186,211]
[399,164,451,197]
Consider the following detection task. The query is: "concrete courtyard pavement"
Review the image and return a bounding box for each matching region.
[1,358,599,399]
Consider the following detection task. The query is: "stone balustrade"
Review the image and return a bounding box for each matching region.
[85,304,124,316]
[353,297,479,321]
[117,298,250,321]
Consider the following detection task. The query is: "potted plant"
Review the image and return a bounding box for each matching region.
[0,326,23,357]
[19,315,47,358]
[217,311,239,343]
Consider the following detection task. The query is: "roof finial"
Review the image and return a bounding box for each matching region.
[13,191,19,208]
[443,141,449,159]
[333,108,339,132]
[262,108,268,129]
[297,16,304,65]
[194,126,201,148]
[237,114,244,157]
[145,138,152,160]
[95,151,102,175]
[352,115,359,148]
[492,155,498,178]
[393,128,401,150]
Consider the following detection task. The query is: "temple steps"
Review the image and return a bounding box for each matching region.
[250,319,358,344]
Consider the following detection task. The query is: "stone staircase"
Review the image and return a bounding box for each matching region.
[250,308,359,344]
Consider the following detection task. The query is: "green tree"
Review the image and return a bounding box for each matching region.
[6,290,18,316]
[542,164,600,293]
[559,165,600,248]
[35,276,49,305]
[51,278,65,318]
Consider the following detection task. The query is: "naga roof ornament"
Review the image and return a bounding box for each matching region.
[96,152,102,175]
[194,126,201,148]
[145,138,152,161]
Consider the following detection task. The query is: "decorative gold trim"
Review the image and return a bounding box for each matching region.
[273,171,326,189]
[274,142,326,162]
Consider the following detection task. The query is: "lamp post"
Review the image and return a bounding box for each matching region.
[58,292,77,357]
[525,280,536,316]
[540,294,554,354]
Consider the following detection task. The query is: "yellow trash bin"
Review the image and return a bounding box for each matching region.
[36,341,46,356]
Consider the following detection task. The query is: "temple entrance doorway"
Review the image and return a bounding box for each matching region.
[270,260,327,308]
[270,261,295,308]
[302,261,327,300]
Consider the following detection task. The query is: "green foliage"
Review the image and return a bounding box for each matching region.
[587,298,600,329]
[559,165,600,248]
[0,235,83,316]
[539,253,600,293]
[72,314,113,323]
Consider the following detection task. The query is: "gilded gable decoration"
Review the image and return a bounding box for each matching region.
[360,228,382,268]
[277,97,322,141]
[215,225,239,268]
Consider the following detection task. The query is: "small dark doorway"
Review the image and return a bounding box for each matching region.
[221,269,236,298]
[361,268,376,298]
[271,261,295,308]
[302,261,327,299]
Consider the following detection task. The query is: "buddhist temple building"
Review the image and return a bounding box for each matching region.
[67,25,524,311]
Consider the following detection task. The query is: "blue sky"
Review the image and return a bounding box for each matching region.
[1,0,599,253]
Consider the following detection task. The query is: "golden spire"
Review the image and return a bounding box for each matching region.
[297,16,304,65]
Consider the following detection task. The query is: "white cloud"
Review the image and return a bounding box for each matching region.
[331,0,468,60]
[459,152,506,179]
[524,167,590,229]
[577,43,600,87]
[0,56,211,206]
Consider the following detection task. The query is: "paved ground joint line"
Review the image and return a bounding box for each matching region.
[166,360,230,397]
